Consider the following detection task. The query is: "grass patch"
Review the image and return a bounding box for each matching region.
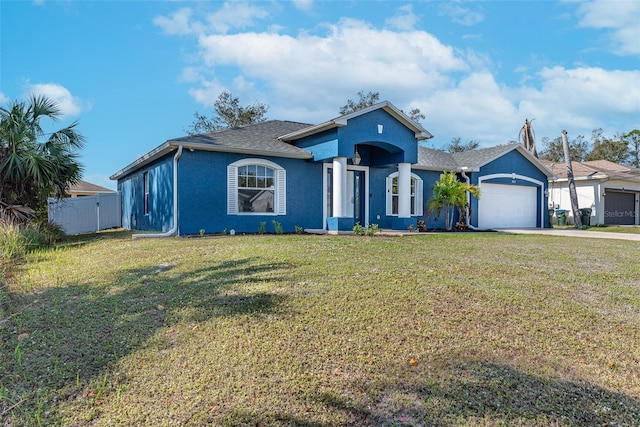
[586,225,640,234]
[1,233,639,426]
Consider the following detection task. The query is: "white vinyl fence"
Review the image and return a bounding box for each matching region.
[48,193,121,235]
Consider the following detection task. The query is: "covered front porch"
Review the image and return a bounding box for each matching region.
[279,101,433,232]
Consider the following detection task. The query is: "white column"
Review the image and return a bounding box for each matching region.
[398,162,412,218]
[332,157,348,217]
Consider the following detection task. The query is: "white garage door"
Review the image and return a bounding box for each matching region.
[478,183,537,229]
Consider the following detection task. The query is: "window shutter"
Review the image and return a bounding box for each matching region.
[227,165,238,214]
[415,177,424,216]
[276,169,286,215]
[385,175,393,216]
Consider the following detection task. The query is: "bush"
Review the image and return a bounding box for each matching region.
[353,222,379,236]
[0,217,64,261]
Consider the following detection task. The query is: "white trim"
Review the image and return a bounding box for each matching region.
[227,158,285,216]
[478,173,545,228]
[323,163,369,230]
[385,171,423,217]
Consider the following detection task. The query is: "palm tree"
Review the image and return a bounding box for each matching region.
[427,171,480,231]
[0,95,85,221]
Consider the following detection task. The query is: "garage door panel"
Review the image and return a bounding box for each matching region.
[604,191,636,225]
[478,183,537,229]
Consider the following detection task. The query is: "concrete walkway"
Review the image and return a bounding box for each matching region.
[495,228,640,241]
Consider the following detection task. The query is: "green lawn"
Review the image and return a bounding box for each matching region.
[1,232,639,426]
[587,225,640,234]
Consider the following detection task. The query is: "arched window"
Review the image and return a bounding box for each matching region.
[386,172,423,216]
[227,159,286,215]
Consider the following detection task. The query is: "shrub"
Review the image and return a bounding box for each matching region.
[0,217,64,261]
[353,223,379,236]
[353,222,365,235]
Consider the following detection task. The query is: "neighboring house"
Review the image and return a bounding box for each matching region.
[543,159,640,225]
[68,180,116,198]
[110,101,553,235]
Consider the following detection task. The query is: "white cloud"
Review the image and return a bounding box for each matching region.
[26,83,90,118]
[438,3,484,26]
[514,67,640,134]
[188,79,226,107]
[386,4,419,31]
[159,5,639,146]
[153,8,197,36]
[410,65,640,147]
[195,18,467,101]
[292,0,313,12]
[576,0,640,55]
[0,92,8,105]
[154,2,270,36]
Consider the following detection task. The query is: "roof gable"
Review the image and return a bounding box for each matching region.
[279,101,433,142]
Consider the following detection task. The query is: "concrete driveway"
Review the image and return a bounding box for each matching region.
[495,228,640,241]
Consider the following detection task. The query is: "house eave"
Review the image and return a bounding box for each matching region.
[179,142,313,160]
[110,142,173,181]
[278,121,345,142]
[550,174,609,183]
[110,141,313,181]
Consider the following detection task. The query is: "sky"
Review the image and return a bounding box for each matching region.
[1,0,639,190]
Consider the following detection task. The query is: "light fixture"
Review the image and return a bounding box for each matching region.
[377,124,383,134]
[353,146,361,165]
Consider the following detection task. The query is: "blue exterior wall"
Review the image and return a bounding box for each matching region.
[118,153,174,232]
[176,150,324,235]
[293,110,418,165]
[367,167,447,230]
[339,110,418,165]
[414,169,449,229]
[468,149,550,228]
[295,130,338,161]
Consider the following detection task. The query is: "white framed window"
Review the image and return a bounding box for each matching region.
[386,172,423,216]
[228,159,286,215]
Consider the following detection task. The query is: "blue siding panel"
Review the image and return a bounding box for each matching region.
[177,151,325,235]
[119,154,174,232]
[339,110,418,164]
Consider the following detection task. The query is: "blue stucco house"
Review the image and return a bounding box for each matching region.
[110,101,553,235]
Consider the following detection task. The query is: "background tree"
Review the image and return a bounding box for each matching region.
[186,91,268,135]
[0,95,85,220]
[538,134,590,162]
[427,171,480,231]
[445,137,480,153]
[584,129,629,164]
[339,91,425,123]
[406,108,425,123]
[339,91,380,115]
[623,129,640,168]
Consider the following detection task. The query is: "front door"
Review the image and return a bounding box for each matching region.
[348,170,366,225]
[323,164,369,229]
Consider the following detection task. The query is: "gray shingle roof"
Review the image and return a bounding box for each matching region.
[170,120,313,158]
[417,143,552,177]
[451,143,519,169]
[417,146,458,170]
